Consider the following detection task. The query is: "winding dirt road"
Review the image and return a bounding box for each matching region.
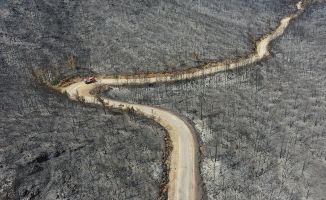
[61,2,303,200]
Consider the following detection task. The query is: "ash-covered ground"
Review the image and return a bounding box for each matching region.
[0,0,311,199]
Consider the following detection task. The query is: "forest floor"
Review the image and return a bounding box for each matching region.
[2,0,325,199]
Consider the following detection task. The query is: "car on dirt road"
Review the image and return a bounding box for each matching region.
[84,77,96,84]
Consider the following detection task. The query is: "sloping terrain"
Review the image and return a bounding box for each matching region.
[0,0,308,199]
[1,88,167,199]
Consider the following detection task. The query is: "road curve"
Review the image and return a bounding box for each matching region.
[64,81,201,200]
[61,2,303,200]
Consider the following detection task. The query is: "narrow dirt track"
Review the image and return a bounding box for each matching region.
[61,2,303,200]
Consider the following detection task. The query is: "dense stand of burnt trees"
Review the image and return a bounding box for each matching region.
[2,0,324,199]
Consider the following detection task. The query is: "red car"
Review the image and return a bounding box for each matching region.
[84,77,96,84]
